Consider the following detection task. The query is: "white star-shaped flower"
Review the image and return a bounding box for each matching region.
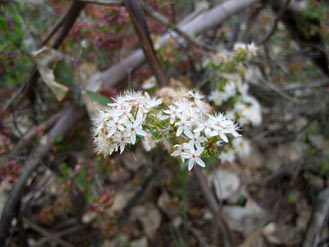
[181,146,205,171]
[125,119,147,145]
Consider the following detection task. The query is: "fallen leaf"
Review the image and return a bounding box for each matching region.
[210,169,240,200]
[132,203,162,238]
[31,47,68,101]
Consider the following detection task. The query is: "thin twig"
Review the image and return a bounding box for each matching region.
[257,0,291,45]
[124,0,168,86]
[282,80,329,91]
[14,110,65,152]
[261,79,301,104]
[303,188,329,247]
[193,166,233,247]
[0,1,86,115]
[142,3,218,53]
[0,84,25,116]
[41,3,74,46]
[23,218,75,247]
[0,106,85,246]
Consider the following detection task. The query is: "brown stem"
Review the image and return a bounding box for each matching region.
[193,166,234,247]
[257,0,291,45]
[23,218,75,247]
[142,3,218,53]
[123,0,168,87]
[91,0,259,91]
[303,188,329,247]
[14,110,65,153]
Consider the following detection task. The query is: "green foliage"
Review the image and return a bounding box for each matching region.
[87,91,111,106]
[305,1,325,20]
[288,193,298,203]
[60,162,69,177]
[0,3,33,86]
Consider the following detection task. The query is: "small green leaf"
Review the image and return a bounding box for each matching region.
[288,193,298,203]
[87,193,95,203]
[0,17,8,32]
[60,162,69,177]
[87,91,111,106]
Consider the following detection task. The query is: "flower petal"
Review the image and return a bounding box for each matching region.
[188,159,195,171]
[195,158,205,167]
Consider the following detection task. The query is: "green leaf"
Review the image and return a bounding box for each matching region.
[87,193,95,203]
[288,193,298,203]
[87,91,111,106]
[0,17,8,32]
[60,162,69,177]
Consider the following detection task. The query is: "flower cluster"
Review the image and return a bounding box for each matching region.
[202,42,262,163]
[92,89,240,171]
[92,91,161,156]
[233,42,258,57]
[218,137,251,164]
[161,89,240,171]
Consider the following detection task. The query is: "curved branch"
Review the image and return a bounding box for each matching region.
[0,106,85,245]
[86,0,260,92]
[303,188,329,247]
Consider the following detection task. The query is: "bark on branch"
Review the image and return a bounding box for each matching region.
[86,0,259,92]
[123,0,167,86]
[303,188,329,247]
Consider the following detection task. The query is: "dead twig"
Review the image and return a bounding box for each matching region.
[0,106,85,246]
[303,188,329,247]
[282,80,329,91]
[142,3,218,53]
[14,110,65,153]
[23,218,75,247]
[193,166,234,247]
[257,0,291,45]
[124,0,168,86]
[261,80,301,104]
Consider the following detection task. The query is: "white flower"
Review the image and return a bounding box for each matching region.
[185,131,207,149]
[232,137,251,157]
[142,76,156,89]
[145,93,162,108]
[208,81,236,105]
[175,113,192,137]
[189,90,207,113]
[193,120,213,138]
[208,90,226,106]
[163,105,180,124]
[234,95,262,126]
[156,112,169,121]
[106,115,126,137]
[181,146,205,171]
[125,119,147,145]
[142,133,156,151]
[171,143,190,161]
[234,42,247,52]
[113,132,129,154]
[247,42,258,56]
[209,113,240,142]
